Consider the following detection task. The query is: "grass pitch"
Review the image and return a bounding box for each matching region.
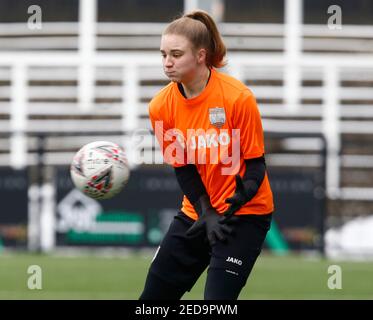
[0,252,372,300]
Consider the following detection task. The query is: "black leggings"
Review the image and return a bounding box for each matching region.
[139,211,272,300]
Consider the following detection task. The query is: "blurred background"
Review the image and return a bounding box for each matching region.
[0,0,373,299]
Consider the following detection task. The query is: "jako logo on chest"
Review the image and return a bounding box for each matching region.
[189,130,230,150]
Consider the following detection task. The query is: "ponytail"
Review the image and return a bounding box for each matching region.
[163,10,226,68]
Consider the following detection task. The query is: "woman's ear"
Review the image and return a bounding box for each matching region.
[197,48,207,64]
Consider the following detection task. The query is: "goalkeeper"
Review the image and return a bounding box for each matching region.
[140,10,274,300]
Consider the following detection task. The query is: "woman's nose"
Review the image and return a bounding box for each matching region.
[164,56,173,67]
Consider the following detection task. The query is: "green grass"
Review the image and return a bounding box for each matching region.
[0,252,372,299]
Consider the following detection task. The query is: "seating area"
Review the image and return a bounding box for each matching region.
[1,22,373,54]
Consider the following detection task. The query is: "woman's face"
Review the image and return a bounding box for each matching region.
[160,34,205,83]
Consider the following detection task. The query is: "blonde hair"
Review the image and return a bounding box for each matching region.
[163,10,226,68]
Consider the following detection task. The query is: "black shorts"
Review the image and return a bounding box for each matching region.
[148,211,272,292]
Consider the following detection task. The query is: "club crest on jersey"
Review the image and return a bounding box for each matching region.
[209,107,226,128]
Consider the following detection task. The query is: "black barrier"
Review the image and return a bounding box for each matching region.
[0,168,28,247]
[264,132,327,254]
[269,167,325,252]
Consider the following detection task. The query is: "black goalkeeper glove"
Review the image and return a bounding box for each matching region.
[186,194,234,246]
[222,174,259,223]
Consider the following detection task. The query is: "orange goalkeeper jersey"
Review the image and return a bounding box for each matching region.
[149,68,274,220]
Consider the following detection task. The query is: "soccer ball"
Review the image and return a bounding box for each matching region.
[70,141,130,200]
